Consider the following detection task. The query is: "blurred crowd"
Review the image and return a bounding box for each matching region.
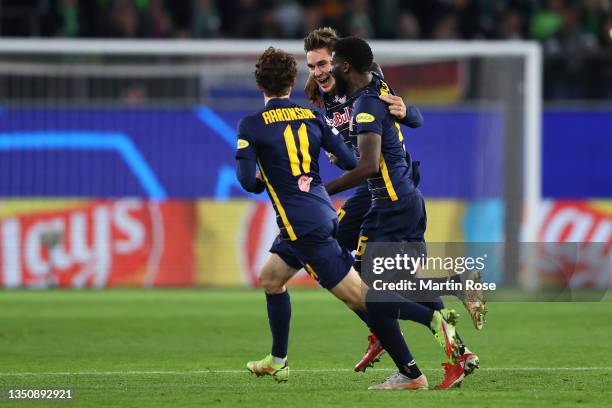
[1,0,611,99]
[0,0,609,46]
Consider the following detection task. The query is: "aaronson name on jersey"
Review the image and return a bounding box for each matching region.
[262,107,317,125]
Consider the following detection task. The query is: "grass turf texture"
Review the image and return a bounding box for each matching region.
[0,289,610,407]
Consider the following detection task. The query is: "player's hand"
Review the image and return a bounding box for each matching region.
[379,94,406,120]
[325,151,337,164]
[255,171,263,181]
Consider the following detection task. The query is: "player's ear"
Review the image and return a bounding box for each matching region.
[342,61,350,74]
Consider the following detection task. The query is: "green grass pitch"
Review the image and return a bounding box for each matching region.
[0,289,610,407]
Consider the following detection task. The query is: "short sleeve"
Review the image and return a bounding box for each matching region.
[235,118,257,161]
[351,95,388,136]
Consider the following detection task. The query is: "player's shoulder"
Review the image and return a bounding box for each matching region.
[292,99,321,114]
[284,101,322,123]
[238,111,260,129]
[352,88,387,124]
[371,72,394,96]
[237,111,266,145]
[354,88,385,110]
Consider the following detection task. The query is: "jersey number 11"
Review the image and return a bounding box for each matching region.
[283,123,311,176]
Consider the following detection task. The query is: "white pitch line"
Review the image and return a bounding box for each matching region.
[0,367,611,377]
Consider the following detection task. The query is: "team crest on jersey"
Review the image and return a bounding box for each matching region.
[237,139,250,149]
[355,113,375,123]
[330,107,351,128]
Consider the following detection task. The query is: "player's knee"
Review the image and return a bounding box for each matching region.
[259,255,295,293]
[347,285,367,310]
[259,274,286,294]
[331,267,367,311]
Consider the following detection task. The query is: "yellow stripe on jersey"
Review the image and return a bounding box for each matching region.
[305,263,318,280]
[379,80,403,142]
[378,80,403,198]
[297,123,311,173]
[380,155,398,201]
[257,160,298,241]
[283,124,301,176]
[394,122,404,142]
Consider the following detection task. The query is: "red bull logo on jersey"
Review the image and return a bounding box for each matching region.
[330,107,351,128]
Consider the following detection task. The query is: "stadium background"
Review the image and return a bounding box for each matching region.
[0,0,610,290]
[0,3,611,408]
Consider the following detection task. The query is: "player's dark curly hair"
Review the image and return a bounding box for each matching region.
[303,27,338,52]
[333,37,373,74]
[255,47,297,97]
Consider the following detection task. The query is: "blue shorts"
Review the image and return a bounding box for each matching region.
[269,219,354,290]
[336,182,371,252]
[355,189,427,272]
[269,182,370,268]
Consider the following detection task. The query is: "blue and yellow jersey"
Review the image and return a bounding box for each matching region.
[349,75,416,203]
[322,72,420,171]
[236,98,355,240]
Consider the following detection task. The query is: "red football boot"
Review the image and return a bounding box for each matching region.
[434,350,480,389]
[354,333,386,372]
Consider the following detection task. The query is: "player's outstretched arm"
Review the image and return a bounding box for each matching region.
[325,132,381,196]
[236,158,265,194]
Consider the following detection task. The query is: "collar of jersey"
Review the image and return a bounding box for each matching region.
[265,98,293,108]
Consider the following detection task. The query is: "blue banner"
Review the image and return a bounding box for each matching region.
[0,107,608,199]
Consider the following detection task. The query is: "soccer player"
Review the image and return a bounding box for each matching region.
[303,27,486,375]
[238,47,462,390]
[305,27,424,373]
[324,36,480,389]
